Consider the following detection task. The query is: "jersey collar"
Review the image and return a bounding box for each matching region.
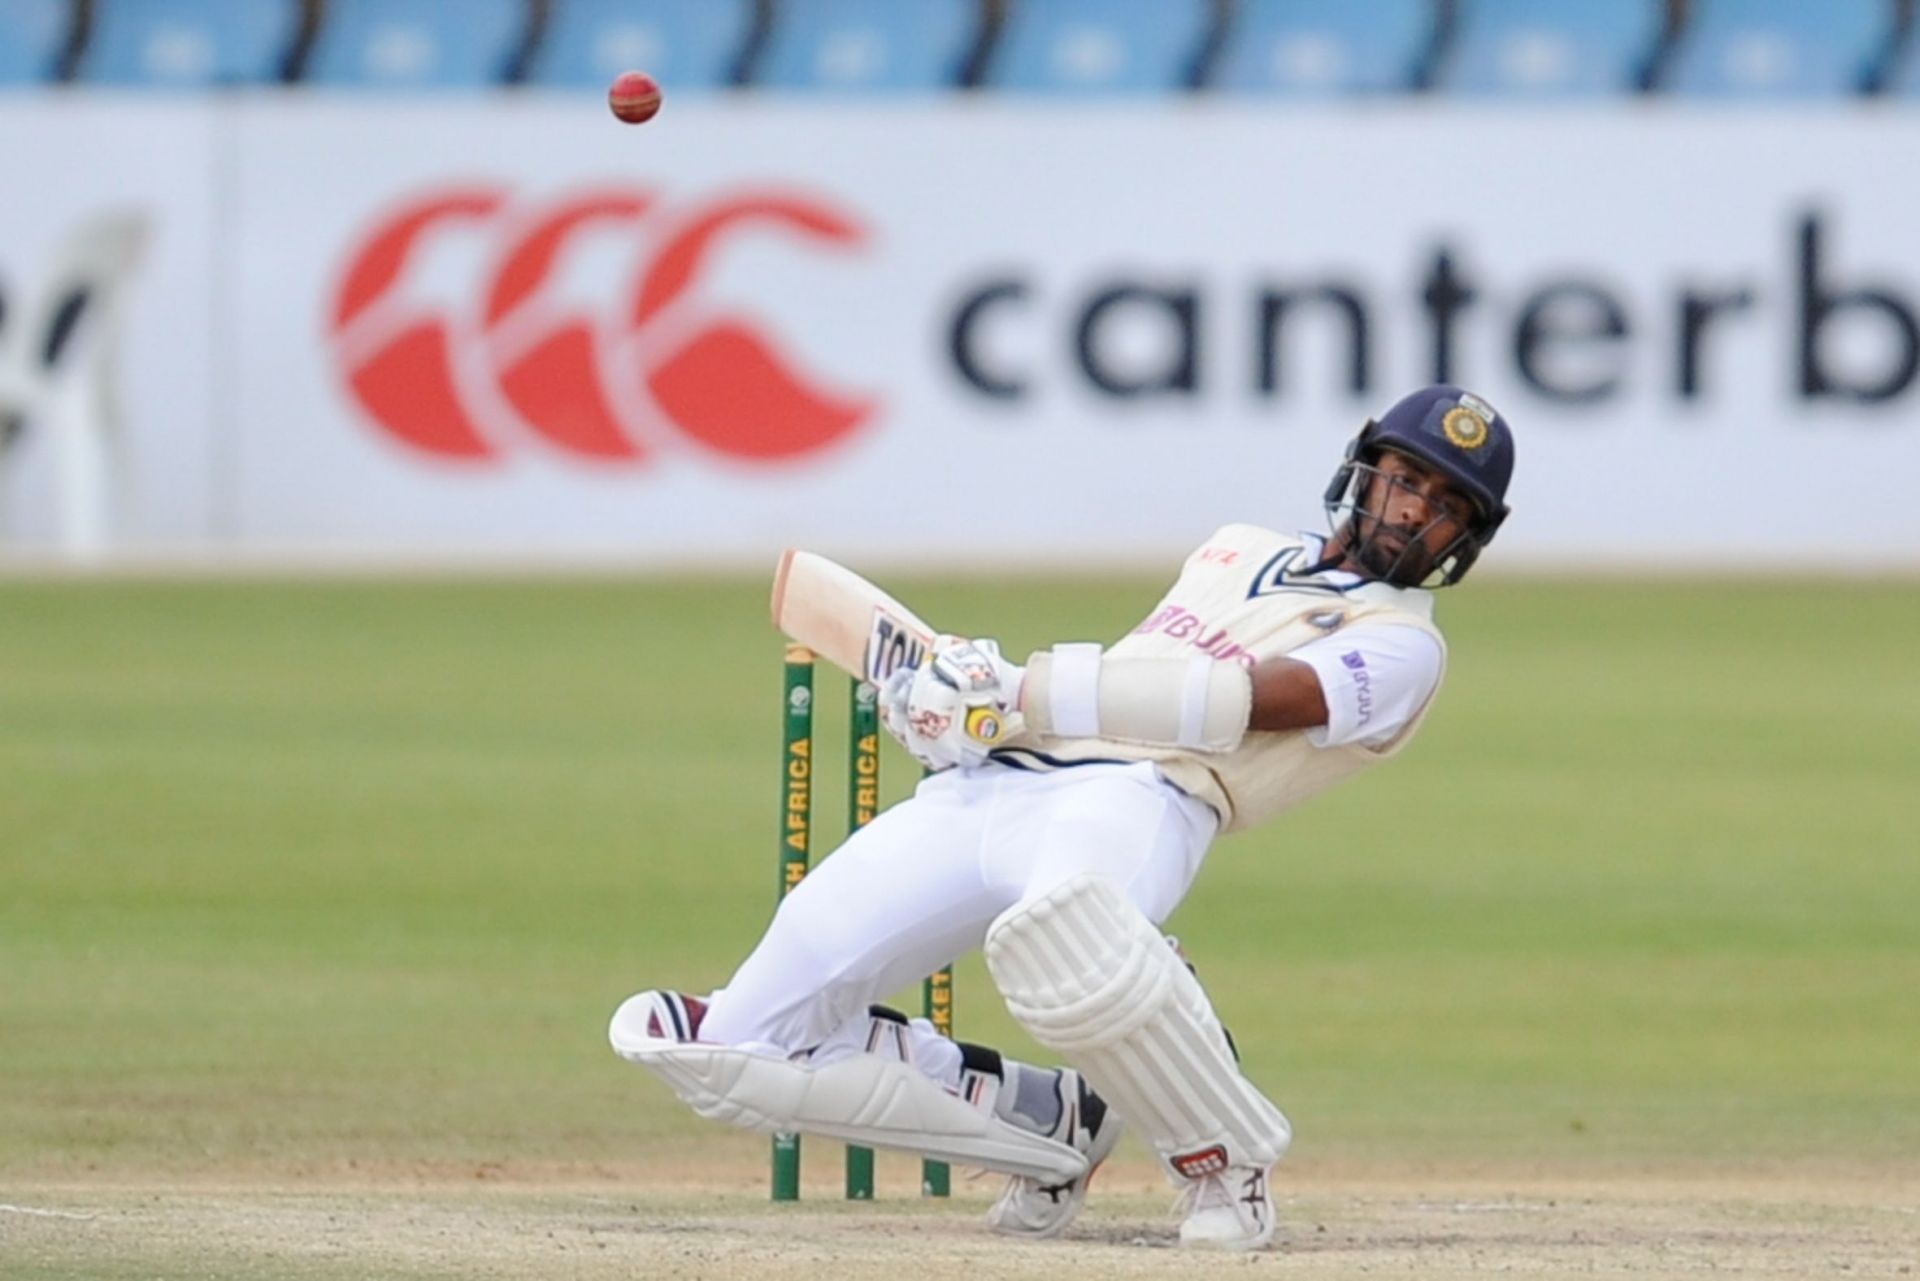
[1245,532,1434,616]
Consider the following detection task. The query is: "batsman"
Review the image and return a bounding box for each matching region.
[611,384,1518,1250]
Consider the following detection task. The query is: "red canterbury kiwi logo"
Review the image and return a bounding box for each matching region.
[329,185,876,465]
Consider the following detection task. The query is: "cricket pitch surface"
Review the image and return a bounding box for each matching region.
[6,1161,1914,1280]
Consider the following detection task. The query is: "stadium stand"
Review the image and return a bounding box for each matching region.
[526,0,756,91]
[80,0,303,87]
[304,0,529,88]
[985,0,1214,93]
[1211,0,1441,95]
[17,0,1920,101]
[0,0,70,84]
[754,0,982,92]
[1433,0,1667,96]
[1890,25,1920,96]
[1658,0,1894,96]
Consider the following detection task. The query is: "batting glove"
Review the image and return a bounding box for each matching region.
[879,636,1026,771]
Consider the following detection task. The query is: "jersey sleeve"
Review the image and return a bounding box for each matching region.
[1286,623,1445,749]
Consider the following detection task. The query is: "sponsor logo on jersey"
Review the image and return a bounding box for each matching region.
[1132,604,1255,668]
[1341,650,1375,728]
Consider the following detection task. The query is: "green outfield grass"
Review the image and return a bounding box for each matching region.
[2,575,1916,1181]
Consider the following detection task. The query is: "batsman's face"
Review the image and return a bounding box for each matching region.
[1355,450,1476,582]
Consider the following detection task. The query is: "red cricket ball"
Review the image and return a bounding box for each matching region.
[608,70,662,125]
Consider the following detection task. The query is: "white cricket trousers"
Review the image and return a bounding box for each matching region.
[700,760,1219,1084]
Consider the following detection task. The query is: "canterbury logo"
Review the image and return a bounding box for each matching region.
[328,186,877,464]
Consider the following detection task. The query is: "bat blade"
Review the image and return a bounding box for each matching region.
[771,549,937,684]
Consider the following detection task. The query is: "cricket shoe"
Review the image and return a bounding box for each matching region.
[1173,1163,1276,1251]
[984,1069,1122,1240]
[608,989,709,1051]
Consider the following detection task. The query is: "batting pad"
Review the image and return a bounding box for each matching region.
[609,1006,1087,1182]
[984,874,1291,1179]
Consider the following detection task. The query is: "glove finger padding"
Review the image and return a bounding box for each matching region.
[930,637,1006,698]
[879,666,917,743]
[878,636,1026,771]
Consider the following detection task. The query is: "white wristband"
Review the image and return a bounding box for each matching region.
[1048,643,1103,738]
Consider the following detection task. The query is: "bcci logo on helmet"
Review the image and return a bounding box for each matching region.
[1440,404,1490,451]
[328,185,878,467]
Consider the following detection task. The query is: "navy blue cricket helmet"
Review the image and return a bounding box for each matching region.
[1323,384,1516,586]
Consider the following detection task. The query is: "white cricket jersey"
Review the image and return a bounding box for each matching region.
[995,525,1448,832]
[1278,541,1444,748]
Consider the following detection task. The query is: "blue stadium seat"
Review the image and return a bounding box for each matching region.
[0,0,69,84]
[305,0,527,89]
[756,0,979,92]
[1660,0,1892,97]
[987,0,1213,94]
[1434,0,1664,96]
[1889,38,1920,97]
[1212,0,1439,95]
[527,0,753,91]
[82,0,301,87]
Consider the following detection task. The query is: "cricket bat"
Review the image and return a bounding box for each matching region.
[770,549,938,685]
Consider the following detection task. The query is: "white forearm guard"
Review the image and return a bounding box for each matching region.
[1021,643,1251,753]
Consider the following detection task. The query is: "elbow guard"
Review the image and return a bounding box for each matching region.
[1022,643,1251,753]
